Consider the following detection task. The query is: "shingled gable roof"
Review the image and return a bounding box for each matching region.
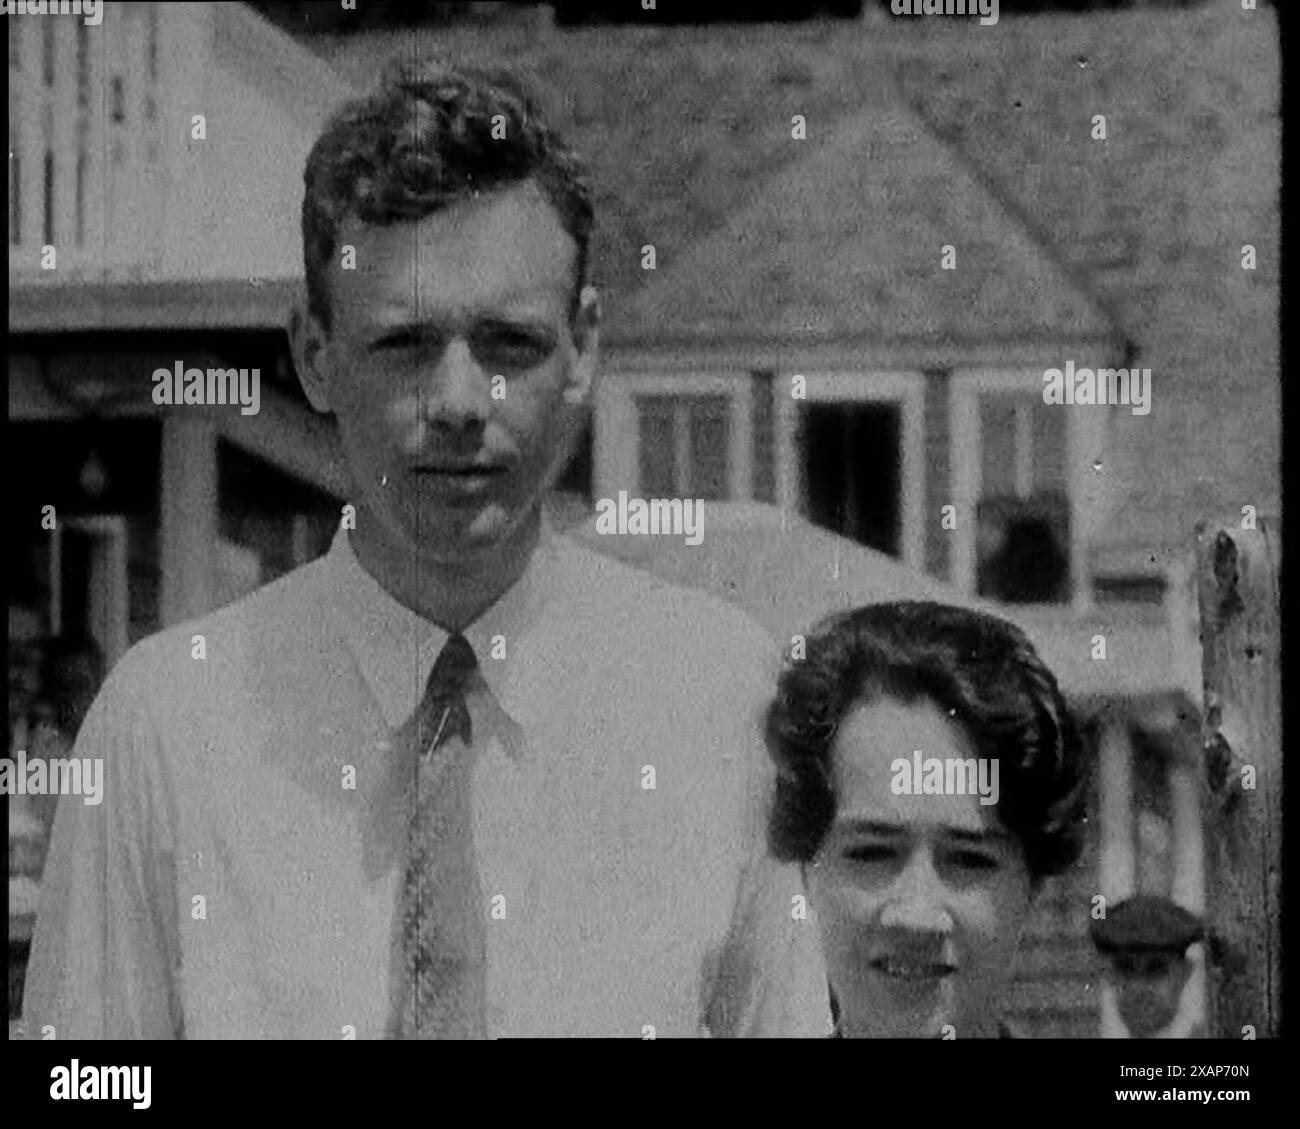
[603,95,1118,355]
[887,4,1278,555]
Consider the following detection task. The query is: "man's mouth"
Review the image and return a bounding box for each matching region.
[870,957,957,981]
[409,463,509,500]
[414,463,508,476]
[411,464,511,485]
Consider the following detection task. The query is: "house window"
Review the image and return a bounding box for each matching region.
[635,394,730,500]
[595,373,752,503]
[953,373,1081,605]
[975,391,1071,603]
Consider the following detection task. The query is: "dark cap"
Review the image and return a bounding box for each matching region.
[1089,894,1205,955]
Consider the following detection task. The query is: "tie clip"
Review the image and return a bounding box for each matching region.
[423,703,455,757]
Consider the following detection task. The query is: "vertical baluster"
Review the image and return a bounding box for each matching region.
[8,23,23,251]
[51,16,78,273]
[104,1,131,274]
[116,2,136,274]
[82,4,106,276]
[39,20,55,253]
[152,0,176,276]
[73,21,87,252]
[163,2,211,281]
[17,19,45,268]
[120,2,141,275]
[137,2,161,274]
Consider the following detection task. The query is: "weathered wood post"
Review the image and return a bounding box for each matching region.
[1194,515,1281,1038]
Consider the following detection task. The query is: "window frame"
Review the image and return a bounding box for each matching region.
[595,372,753,502]
[950,367,1102,610]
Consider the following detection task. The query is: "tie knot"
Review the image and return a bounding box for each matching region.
[408,634,478,756]
[427,633,478,698]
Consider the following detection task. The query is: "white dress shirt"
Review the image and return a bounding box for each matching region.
[22,520,831,1039]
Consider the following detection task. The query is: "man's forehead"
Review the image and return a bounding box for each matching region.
[330,183,576,317]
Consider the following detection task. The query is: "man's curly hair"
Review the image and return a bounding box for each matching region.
[302,56,595,330]
[766,601,1088,884]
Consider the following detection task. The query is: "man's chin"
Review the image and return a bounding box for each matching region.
[402,500,530,558]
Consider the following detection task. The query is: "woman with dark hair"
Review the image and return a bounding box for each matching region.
[765,601,1087,1038]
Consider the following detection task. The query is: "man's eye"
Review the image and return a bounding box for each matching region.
[472,327,557,367]
[948,850,998,871]
[844,845,895,864]
[373,332,439,353]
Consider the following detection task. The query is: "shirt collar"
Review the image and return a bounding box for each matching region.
[320,514,562,733]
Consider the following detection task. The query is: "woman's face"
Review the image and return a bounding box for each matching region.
[806,696,1033,1038]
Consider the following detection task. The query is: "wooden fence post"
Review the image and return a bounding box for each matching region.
[1194,515,1281,1038]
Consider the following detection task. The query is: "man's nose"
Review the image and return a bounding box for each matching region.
[879,848,953,934]
[421,337,491,425]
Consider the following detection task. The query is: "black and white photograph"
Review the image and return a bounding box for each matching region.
[4,0,1282,1093]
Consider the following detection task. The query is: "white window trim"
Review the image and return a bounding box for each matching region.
[773,371,925,572]
[949,368,1101,611]
[595,372,753,502]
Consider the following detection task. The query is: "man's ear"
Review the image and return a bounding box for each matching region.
[563,284,600,406]
[289,298,333,415]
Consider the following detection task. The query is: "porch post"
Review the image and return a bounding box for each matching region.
[1097,708,1135,1038]
[160,415,219,627]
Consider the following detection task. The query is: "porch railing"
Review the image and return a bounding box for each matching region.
[8,4,170,283]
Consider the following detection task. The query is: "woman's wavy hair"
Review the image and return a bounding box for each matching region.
[765,601,1087,884]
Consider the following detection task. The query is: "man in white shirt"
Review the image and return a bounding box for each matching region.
[22,56,830,1039]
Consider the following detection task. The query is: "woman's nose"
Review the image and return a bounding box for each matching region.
[879,848,953,933]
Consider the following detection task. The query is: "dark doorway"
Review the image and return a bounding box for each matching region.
[802,402,901,557]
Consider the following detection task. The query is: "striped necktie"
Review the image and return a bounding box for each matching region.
[395,632,488,1039]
